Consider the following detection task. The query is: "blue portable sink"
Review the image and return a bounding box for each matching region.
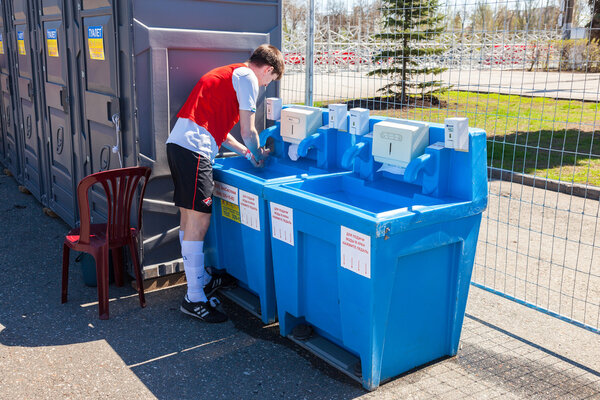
[263,122,488,389]
[205,110,356,324]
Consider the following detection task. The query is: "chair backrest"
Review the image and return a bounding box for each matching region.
[76,167,152,245]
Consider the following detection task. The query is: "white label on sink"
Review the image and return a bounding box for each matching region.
[240,190,260,231]
[270,202,294,246]
[341,226,371,278]
[213,181,238,205]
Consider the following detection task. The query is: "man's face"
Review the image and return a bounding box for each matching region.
[257,65,279,87]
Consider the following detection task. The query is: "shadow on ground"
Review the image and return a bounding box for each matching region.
[0,173,363,399]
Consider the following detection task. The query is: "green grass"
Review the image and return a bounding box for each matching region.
[342,91,600,186]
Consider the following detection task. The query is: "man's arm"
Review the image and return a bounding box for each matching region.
[222,133,262,167]
[239,110,270,161]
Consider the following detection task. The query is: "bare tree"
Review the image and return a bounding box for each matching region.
[468,2,495,33]
[589,0,600,41]
[283,0,308,34]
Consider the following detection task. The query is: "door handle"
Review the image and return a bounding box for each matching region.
[107,97,120,121]
[60,87,69,111]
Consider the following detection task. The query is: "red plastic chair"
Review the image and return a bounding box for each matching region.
[61,166,152,319]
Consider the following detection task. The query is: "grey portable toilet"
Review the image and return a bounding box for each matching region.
[0,1,8,166]
[0,0,21,178]
[39,0,86,226]
[26,0,283,280]
[10,0,49,204]
[0,0,282,281]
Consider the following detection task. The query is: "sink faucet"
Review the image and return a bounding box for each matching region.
[259,125,280,148]
[341,141,369,169]
[297,132,324,158]
[404,145,449,196]
[404,154,434,184]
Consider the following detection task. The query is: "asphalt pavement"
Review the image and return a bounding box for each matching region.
[0,171,599,399]
[282,69,600,103]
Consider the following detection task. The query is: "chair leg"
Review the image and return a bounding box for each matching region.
[94,246,110,320]
[111,247,124,287]
[128,236,146,308]
[61,243,70,303]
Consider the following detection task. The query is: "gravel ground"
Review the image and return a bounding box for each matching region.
[474,179,600,331]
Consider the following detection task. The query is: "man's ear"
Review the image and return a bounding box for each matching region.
[264,65,274,75]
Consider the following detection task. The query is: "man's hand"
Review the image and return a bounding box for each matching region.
[245,149,265,168]
[255,146,271,161]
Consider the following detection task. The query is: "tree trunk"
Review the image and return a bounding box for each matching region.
[589,0,600,42]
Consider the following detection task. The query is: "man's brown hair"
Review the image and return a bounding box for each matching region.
[249,44,285,80]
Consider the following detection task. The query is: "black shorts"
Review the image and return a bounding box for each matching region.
[167,143,213,213]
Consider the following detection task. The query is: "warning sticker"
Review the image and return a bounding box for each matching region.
[213,181,238,205]
[87,26,105,61]
[46,29,59,57]
[340,226,371,278]
[270,202,294,246]
[17,31,26,55]
[0,33,4,55]
[221,199,240,223]
[240,190,260,231]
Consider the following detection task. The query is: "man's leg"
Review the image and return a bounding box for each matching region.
[180,207,211,302]
[167,143,227,323]
[180,208,213,286]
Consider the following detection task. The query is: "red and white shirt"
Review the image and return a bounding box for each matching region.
[166,63,259,161]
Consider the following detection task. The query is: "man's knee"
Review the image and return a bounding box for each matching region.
[182,209,211,240]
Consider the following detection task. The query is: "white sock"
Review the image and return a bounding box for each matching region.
[181,240,207,303]
[190,239,210,286]
[180,234,211,286]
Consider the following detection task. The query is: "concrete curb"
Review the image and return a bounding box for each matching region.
[487,166,600,200]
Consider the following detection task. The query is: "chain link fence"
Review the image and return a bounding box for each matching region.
[281,0,600,333]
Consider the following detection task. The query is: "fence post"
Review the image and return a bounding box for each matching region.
[305,0,315,106]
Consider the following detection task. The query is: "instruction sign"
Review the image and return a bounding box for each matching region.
[0,33,4,55]
[340,226,371,278]
[213,181,238,205]
[46,29,59,57]
[87,26,105,60]
[221,199,240,223]
[17,31,25,55]
[270,202,294,246]
[240,190,260,231]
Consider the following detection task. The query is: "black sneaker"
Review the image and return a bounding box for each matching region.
[208,296,224,311]
[204,271,237,297]
[180,296,228,323]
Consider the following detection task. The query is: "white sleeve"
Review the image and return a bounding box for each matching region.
[232,67,259,112]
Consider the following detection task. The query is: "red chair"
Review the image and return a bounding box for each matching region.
[61,166,152,319]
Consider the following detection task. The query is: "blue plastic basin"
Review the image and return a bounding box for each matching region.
[263,128,488,389]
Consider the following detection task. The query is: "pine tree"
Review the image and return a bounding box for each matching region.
[368,0,447,102]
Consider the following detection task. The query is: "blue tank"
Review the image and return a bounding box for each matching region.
[262,122,488,389]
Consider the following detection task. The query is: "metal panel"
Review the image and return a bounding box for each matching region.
[40,0,77,225]
[131,0,280,34]
[12,0,46,202]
